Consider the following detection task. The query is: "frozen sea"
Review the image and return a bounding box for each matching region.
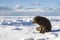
[0,16,60,40]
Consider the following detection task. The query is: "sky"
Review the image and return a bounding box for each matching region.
[0,0,60,16]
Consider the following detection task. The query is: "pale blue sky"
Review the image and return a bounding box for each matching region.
[0,0,60,8]
[0,0,60,16]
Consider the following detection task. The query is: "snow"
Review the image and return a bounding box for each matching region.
[0,16,60,40]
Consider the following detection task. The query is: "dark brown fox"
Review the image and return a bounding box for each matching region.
[32,16,52,33]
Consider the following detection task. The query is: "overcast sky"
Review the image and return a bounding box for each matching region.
[0,0,60,16]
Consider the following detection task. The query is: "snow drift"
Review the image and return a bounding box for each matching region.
[0,16,60,40]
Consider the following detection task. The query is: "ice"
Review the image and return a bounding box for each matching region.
[0,16,60,40]
[24,38,34,40]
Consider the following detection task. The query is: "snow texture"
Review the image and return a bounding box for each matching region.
[0,16,60,40]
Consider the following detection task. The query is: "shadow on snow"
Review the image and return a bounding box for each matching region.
[51,29,60,32]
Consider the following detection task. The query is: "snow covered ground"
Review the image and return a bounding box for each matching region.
[0,16,60,40]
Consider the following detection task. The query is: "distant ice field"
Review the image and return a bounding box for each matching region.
[0,16,60,40]
[0,16,60,26]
